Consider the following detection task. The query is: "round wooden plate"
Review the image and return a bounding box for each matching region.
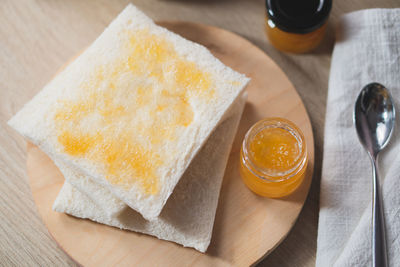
[27,21,314,266]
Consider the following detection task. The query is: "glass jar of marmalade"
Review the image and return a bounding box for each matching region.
[240,118,308,198]
[265,0,332,53]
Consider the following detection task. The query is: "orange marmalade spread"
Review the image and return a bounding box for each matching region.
[240,118,308,198]
[53,29,214,195]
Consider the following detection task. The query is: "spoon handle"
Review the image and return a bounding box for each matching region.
[371,158,388,267]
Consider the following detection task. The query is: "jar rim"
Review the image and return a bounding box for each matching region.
[265,0,332,34]
[242,118,307,183]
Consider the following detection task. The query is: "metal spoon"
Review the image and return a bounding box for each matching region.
[354,82,395,267]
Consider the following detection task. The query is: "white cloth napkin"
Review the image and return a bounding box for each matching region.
[316,9,400,267]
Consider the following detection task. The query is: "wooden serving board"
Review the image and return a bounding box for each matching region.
[27,21,314,267]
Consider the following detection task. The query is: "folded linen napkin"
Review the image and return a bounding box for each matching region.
[316,9,400,266]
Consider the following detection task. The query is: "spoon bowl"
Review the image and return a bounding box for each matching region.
[354,82,395,157]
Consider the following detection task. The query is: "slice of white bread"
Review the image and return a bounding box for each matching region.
[52,93,245,218]
[53,93,246,252]
[8,4,249,220]
[52,90,246,218]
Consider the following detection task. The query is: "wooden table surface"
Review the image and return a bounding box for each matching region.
[1,0,398,266]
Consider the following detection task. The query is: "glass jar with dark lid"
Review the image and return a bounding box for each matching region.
[265,0,332,53]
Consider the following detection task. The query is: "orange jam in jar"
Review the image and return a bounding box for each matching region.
[240,118,308,198]
[265,0,332,53]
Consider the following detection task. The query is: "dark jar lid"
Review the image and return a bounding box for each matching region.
[266,0,332,34]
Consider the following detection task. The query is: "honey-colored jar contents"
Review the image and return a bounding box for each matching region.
[265,20,327,53]
[249,128,299,172]
[240,119,307,198]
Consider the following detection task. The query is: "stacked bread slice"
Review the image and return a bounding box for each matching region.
[53,94,246,252]
[8,4,249,252]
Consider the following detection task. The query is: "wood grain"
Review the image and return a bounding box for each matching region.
[1,0,398,266]
[26,21,314,267]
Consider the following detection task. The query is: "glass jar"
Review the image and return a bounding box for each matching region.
[265,0,332,53]
[240,118,308,198]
